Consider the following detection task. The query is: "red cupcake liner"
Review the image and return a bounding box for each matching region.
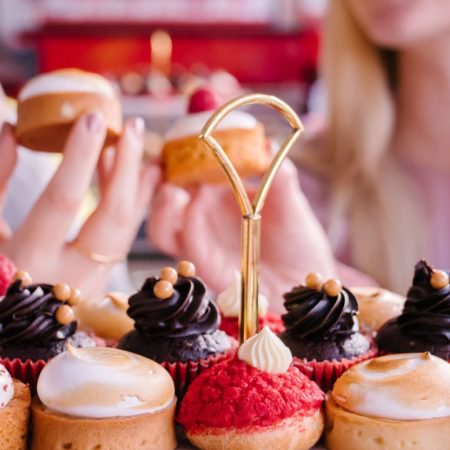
[293,346,378,392]
[163,343,238,399]
[0,356,46,393]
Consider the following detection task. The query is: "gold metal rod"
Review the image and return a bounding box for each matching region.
[199,93,304,344]
[239,215,261,342]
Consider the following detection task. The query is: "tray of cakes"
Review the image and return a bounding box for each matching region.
[0,71,448,449]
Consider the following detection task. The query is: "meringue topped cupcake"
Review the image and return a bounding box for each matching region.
[325,353,450,450]
[32,345,177,450]
[0,362,31,450]
[376,260,450,360]
[179,327,325,450]
[351,287,405,335]
[0,271,96,388]
[118,261,235,395]
[280,273,375,391]
[217,271,284,340]
[75,291,134,342]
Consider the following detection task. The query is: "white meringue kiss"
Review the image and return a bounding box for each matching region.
[37,345,174,419]
[238,326,292,374]
[217,271,269,318]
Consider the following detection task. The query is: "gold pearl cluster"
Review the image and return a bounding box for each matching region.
[14,271,80,325]
[153,260,196,300]
[430,269,449,290]
[305,272,343,297]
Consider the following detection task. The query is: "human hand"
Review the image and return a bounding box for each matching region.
[148,159,336,311]
[0,114,160,298]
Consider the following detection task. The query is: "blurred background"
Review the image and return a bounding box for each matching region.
[0,0,327,276]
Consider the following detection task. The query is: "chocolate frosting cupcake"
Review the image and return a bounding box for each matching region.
[118,271,231,363]
[0,279,95,361]
[376,260,450,360]
[280,275,370,361]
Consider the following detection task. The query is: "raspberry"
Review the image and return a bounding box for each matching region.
[0,255,16,296]
[188,86,221,113]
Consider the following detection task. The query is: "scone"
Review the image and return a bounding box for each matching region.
[0,363,31,450]
[16,68,122,152]
[351,287,405,334]
[161,86,271,186]
[325,352,450,450]
[31,345,177,450]
[179,327,325,450]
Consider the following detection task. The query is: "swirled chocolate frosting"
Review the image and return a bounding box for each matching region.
[280,283,369,361]
[377,261,450,359]
[282,285,359,340]
[0,280,76,345]
[126,276,220,338]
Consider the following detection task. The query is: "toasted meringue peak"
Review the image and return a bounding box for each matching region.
[332,353,450,420]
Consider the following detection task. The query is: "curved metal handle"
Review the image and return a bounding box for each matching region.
[199,93,304,216]
[198,93,304,342]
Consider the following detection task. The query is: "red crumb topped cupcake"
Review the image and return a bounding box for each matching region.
[217,271,284,340]
[178,327,325,450]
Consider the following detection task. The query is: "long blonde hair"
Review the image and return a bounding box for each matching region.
[298,0,426,292]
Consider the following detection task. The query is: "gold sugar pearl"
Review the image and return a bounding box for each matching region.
[55,305,74,325]
[153,280,174,300]
[14,271,32,287]
[430,270,449,290]
[160,267,178,285]
[53,283,71,301]
[323,278,342,297]
[67,288,82,306]
[177,260,196,278]
[305,272,323,290]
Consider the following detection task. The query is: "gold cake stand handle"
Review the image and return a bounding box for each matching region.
[199,94,304,343]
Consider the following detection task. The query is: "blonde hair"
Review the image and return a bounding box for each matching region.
[297,0,426,292]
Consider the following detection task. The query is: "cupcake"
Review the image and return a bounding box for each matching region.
[217,271,284,340]
[376,260,450,360]
[325,353,450,450]
[351,287,405,335]
[161,86,270,186]
[16,68,122,153]
[0,362,31,450]
[280,273,376,391]
[74,292,133,343]
[31,345,177,450]
[0,271,97,389]
[178,327,325,450]
[118,261,236,396]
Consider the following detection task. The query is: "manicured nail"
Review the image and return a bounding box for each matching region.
[85,112,104,133]
[130,117,145,137]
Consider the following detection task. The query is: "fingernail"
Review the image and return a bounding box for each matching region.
[130,117,145,137]
[85,112,104,133]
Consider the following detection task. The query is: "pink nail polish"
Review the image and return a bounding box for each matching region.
[130,117,145,137]
[86,112,103,133]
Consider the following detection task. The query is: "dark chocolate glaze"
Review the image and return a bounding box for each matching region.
[280,283,369,361]
[377,260,450,360]
[118,275,231,362]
